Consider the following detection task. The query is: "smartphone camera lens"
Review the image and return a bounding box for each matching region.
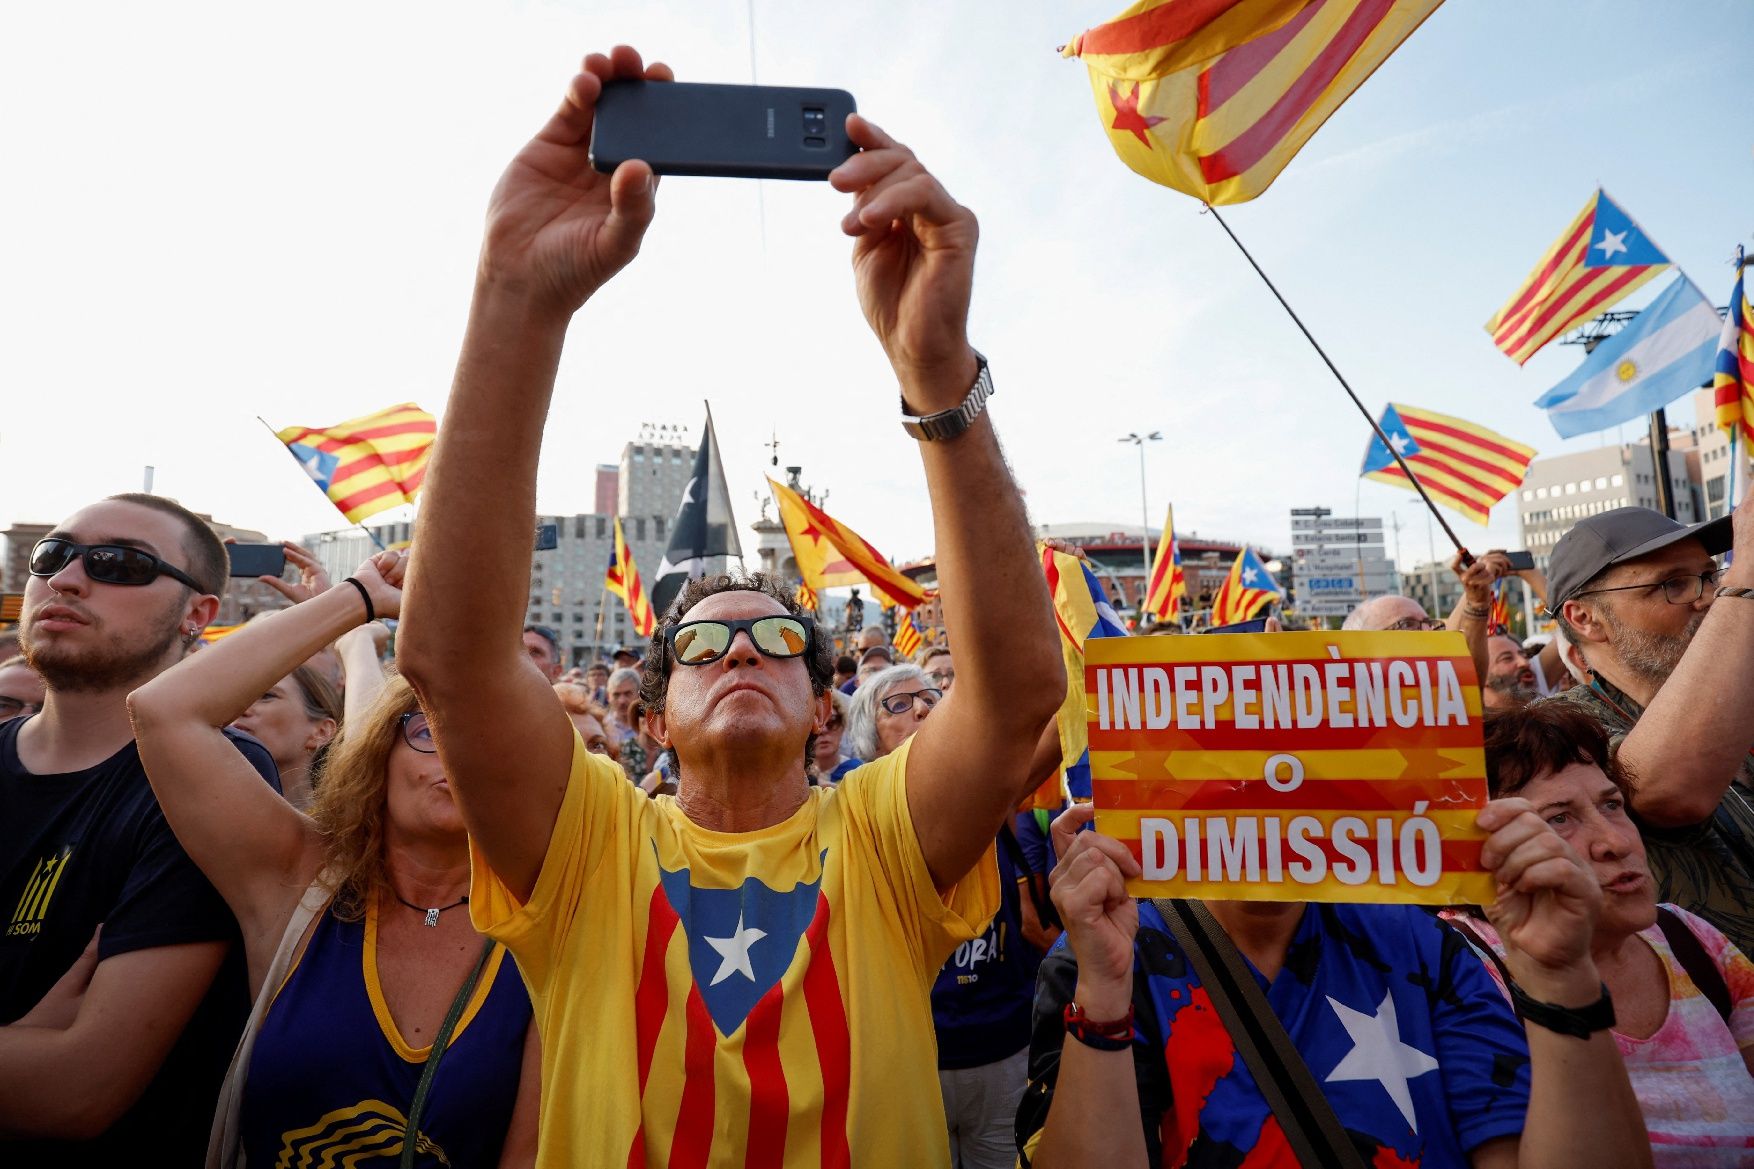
[803,106,827,132]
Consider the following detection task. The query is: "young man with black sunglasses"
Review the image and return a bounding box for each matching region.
[1548,492,1754,954]
[0,493,277,1166]
[399,47,1064,1167]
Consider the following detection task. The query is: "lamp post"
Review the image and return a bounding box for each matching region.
[1118,431,1162,616]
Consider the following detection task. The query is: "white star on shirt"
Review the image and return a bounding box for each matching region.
[704,913,767,986]
[1594,229,1629,260]
[1389,433,1412,454]
[1324,992,1440,1132]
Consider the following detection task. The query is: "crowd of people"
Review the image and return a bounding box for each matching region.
[2,46,1749,1169]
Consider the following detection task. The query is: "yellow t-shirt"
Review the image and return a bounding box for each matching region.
[470,733,999,1168]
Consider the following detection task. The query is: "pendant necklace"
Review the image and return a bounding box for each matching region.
[394,892,469,928]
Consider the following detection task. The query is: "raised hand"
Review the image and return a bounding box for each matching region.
[258,541,332,606]
[1477,798,1602,995]
[479,46,672,317]
[345,548,407,623]
[1050,803,1140,1016]
[830,116,980,408]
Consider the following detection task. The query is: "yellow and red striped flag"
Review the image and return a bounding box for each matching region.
[766,478,927,610]
[276,403,436,524]
[894,610,925,658]
[606,516,656,638]
[1063,0,1443,206]
[1485,190,1672,365]
[1361,403,1536,526]
[1209,546,1283,625]
[794,581,819,612]
[1141,504,1188,622]
[1713,250,1754,444]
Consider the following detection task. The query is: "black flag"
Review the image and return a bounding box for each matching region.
[650,410,742,617]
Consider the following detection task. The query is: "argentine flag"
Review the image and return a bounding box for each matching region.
[1534,276,1722,439]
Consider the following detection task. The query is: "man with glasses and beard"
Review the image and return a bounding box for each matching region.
[0,493,278,1165]
[1483,633,1539,711]
[397,47,1063,1167]
[1548,489,1754,954]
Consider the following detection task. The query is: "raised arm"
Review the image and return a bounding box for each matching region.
[828,117,1063,888]
[127,552,403,944]
[1447,551,1509,693]
[397,47,670,902]
[1613,484,1754,826]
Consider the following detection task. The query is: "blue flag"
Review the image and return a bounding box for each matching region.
[1533,277,1721,438]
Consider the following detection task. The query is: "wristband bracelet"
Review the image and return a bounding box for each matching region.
[1716,586,1754,602]
[342,577,376,625]
[1063,1001,1134,1051]
[1460,605,1490,620]
[1507,979,1615,1039]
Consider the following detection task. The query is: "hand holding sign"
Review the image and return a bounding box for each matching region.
[1049,804,1140,1018]
[1477,798,1603,1001]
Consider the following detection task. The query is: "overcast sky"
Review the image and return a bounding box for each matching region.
[3,0,1750,576]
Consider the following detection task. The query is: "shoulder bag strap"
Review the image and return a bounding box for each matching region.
[1153,899,1367,1169]
[400,937,497,1169]
[207,876,332,1169]
[1655,905,1732,1023]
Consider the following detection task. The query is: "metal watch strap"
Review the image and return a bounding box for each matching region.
[900,351,992,442]
[1506,979,1615,1039]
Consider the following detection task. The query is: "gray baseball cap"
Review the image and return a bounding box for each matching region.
[1546,506,1733,615]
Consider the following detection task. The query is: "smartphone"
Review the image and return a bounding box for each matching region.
[1203,617,1270,635]
[228,543,287,579]
[590,81,858,180]
[1503,550,1535,571]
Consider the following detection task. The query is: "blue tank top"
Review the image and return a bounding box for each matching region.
[240,896,531,1168]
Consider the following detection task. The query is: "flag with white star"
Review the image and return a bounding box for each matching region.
[1485,188,1672,364]
[1361,402,1536,526]
[1209,545,1282,626]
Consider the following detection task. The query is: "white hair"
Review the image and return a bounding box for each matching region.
[844,663,928,761]
[607,666,642,691]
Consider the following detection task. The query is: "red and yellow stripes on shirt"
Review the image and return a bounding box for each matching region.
[1364,403,1535,526]
[1064,0,1444,205]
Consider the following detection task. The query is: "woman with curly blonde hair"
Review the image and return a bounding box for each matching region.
[129,549,537,1168]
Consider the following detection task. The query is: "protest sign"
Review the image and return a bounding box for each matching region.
[1087,631,1494,905]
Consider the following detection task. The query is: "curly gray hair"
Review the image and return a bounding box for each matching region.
[844,663,929,762]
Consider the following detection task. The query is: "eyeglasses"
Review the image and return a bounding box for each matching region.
[667,616,814,666]
[926,668,955,690]
[879,687,943,716]
[30,537,207,593]
[1385,616,1445,632]
[1573,568,1725,606]
[399,711,436,753]
[0,696,41,720]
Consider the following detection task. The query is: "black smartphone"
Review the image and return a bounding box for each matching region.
[590,81,858,180]
[1203,617,1270,635]
[228,543,287,579]
[1503,550,1535,571]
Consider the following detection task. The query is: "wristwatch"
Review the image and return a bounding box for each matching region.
[1507,980,1615,1039]
[900,351,993,442]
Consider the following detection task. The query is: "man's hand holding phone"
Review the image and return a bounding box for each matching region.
[478,46,673,321]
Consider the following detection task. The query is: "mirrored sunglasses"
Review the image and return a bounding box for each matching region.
[668,615,814,667]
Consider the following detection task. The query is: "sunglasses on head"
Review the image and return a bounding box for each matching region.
[30,537,207,592]
[667,615,814,667]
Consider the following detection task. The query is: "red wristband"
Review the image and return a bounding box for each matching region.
[1063,1001,1134,1051]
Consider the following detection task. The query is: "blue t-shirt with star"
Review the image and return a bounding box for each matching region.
[1019,901,1532,1167]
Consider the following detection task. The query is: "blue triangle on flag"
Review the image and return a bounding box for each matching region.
[288,443,338,492]
[1361,406,1419,474]
[1582,191,1668,269]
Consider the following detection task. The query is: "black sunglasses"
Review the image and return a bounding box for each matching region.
[667,615,814,666]
[30,537,207,593]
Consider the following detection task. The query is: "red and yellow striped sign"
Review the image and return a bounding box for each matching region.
[1087,630,1493,905]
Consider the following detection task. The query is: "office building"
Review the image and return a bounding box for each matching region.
[1288,508,1399,620]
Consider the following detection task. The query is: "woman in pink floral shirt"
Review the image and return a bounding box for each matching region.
[1445,703,1754,1166]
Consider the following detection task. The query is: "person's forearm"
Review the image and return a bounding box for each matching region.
[1032,975,1147,1168]
[1449,597,1489,690]
[0,1024,139,1140]
[130,585,368,729]
[335,626,388,725]
[1619,585,1754,825]
[913,363,1062,734]
[401,286,567,689]
[1507,961,1651,1169]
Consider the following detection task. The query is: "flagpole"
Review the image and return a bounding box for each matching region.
[1200,205,1472,562]
[257,415,386,551]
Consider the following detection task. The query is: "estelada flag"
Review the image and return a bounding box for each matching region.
[1142,504,1188,622]
[1030,544,1131,812]
[607,516,657,638]
[1361,403,1535,526]
[766,478,927,610]
[1063,0,1443,205]
[1713,248,1754,444]
[894,610,924,658]
[276,403,435,524]
[1210,547,1282,625]
[1485,190,1672,365]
